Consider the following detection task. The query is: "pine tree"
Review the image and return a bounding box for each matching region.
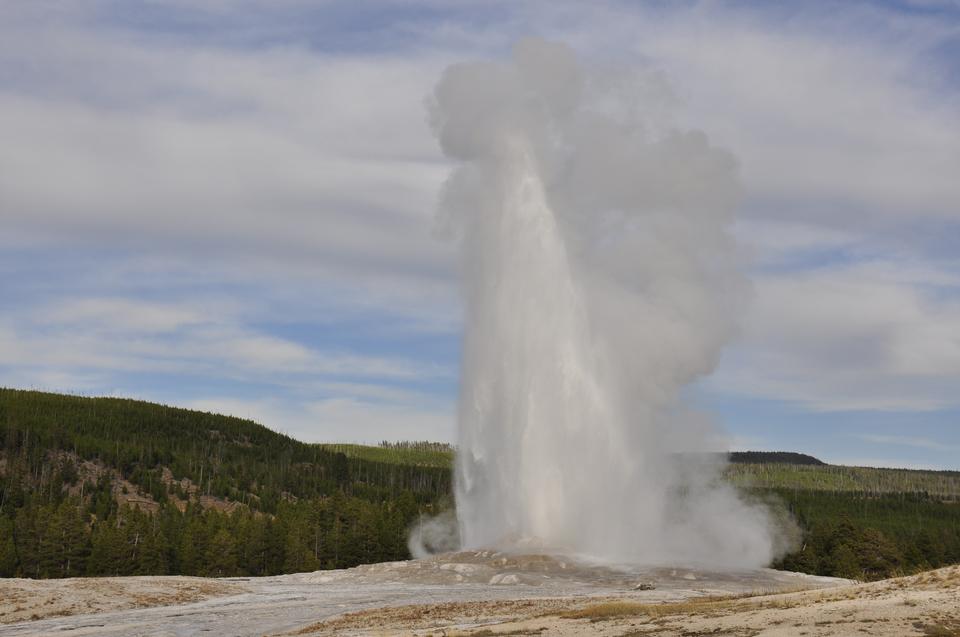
[88,519,125,576]
[828,543,860,579]
[15,505,44,578]
[206,528,238,577]
[58,501,90,577]
[178,514,207,576]
[263,517,286,575]
[137,525,169,575]
[37,504,64,577]
[237,514,268,576]
[0,517,18,576]
[282,522,318,573]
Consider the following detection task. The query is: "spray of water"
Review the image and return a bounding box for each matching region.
[420,39,788,568]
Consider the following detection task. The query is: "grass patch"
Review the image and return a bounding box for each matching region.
[561,597,745,621]
[558,587,845,622]
[319,443,453,468]
[440,628,545,637]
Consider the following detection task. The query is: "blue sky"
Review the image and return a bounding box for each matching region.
[1,1,958,469]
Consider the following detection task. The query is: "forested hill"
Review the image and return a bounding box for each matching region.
[729,451,825,465]
[1,387,959,583]
[0,388,450,507]
[0,388,450,579]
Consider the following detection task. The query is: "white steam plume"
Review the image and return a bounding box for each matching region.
[428,39,784,568]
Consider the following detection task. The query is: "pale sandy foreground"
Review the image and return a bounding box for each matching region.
[0,553,956,636]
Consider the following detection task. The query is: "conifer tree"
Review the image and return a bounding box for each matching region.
[57,500,91,577]
[206,528,238,577]
[0,517,18,576]
[137,525,169,575]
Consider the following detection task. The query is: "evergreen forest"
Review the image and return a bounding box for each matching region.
[1,388,958,581]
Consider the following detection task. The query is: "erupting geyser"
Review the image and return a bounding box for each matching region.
[421,39,786,568]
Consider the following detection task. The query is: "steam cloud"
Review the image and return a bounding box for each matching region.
[425,39,787,567]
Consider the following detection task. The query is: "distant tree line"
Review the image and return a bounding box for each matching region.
[0,485,422,578]
[727,462,960,500]
[769,488,960,580]
[729,451,825,466]
[1,388,959,581]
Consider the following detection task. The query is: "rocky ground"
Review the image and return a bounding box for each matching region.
[2,553,956,636]
[289,565,960,637]
[0,576,245,627]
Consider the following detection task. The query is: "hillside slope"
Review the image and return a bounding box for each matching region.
[1,388,959,582]
[0,388,450,509]
[0,388,450,579]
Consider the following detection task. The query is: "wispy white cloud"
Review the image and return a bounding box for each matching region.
[853,433,960,452]
[725,434,774,453]
[819,457,951,471]
[642,13,960,224]
[1,0,959,442]
[1,296,450,383]
[733,220,860,268]
[42,297,210,333]
[0,23,458,328]
[182,391,455,443]
[709,255,960,412]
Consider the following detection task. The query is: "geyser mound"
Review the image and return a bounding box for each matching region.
[326,550,842,594]
[426,39,788,568]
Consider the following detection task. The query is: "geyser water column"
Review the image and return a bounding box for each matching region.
[430,39,783,567]
[456,146,618,552]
